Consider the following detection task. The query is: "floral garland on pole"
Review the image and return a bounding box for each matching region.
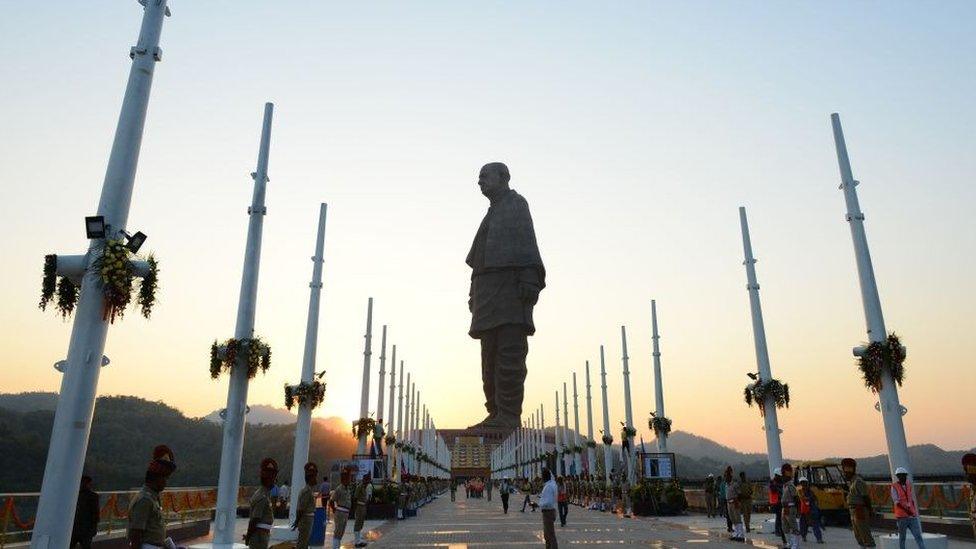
[601,431,614,446]
[648,412,672,437]
[857,333,906,393]
[352,417,376,439]
[209,337,272,379]
[585,439,597,449]
[384,435,396,446]
[744,376,790,417]
[283,380,326,411]
[40,254,81,318]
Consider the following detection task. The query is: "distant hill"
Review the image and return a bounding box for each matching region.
[0,395,358,492]
[665,431,765,464]
[0,392,59,413]
[201,404,351,435]
[826,444,975,477]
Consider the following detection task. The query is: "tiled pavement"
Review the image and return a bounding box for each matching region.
[362,495,976,548]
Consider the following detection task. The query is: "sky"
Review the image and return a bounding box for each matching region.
[1,1,974,461]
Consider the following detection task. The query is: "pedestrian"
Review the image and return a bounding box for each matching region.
[521,478,534,512]
[557,477,569,527]
[780,463,800,549]
[71,475,99,549]
[842,458,876,548]
[964,454,976,539]
[724,467,745,542]
[500,477,512,514]
[127,445,177,549]
[293,463,318,549]
[279,481,291,510]
[487,476,493,501]
[769,467,787,546]
[245,457,279,549]
[717,471,732,532]
[737,471,753,533]
[352,472,372,547]
[539,468,559,549]
[703,474,717,518]
[798,476,824,544]
[450,479,457,502]
[328,468,353,549]
[891,467,926,549]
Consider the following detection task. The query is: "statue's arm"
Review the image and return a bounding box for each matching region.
[517,267,542,305]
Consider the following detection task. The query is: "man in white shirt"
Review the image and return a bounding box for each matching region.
[538,468,558,549]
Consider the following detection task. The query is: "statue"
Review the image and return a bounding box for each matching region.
[466,162,545,429]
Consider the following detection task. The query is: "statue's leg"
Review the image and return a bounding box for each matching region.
[480,332,497,417]
[493,324,528,426]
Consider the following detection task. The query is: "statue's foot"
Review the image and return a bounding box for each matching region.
[467,414,499,430]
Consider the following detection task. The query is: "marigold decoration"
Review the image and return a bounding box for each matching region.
[40,254,57,310]
[744,377,790,417]
[857,333,906,393]
[601,433,614,446]
[394,441,404,450]
[648,412,672,437]
[210,337,272,379]
[586,440,597,449]
[284,380,326,411]
[137,255,159,318]
[352,417,376,439]
[39,255,81,319]
[384,435,396,446]
[56,277,80,318]
[94,239,135,322]
[620,423,637,441]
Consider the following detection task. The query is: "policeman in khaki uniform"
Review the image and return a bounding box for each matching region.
[843,458,876,548]
[352,472,373,547]
[128,445,177,549]
[292,462,318,549]
[962,454,976,539]
[244,458,278,549]
[329,468,353,549]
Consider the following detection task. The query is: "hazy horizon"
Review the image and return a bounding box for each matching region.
[2,2,974,461]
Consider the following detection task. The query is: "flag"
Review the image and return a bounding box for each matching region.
[640,435,646,453]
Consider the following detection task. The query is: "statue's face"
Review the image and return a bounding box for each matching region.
[478,165,507,199]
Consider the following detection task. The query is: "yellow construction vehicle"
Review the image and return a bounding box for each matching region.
[795,460,850,525]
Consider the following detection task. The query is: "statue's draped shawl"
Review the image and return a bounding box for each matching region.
[466,189,546,286]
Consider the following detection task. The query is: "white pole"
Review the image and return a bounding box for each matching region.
[286,203,328,524]
[599,345,613,487]
[620,326,635,484]
[650,300,668,453]
[831,113,913,479]
[31,3,170,545]
[585,361,597,476]
[554,391,563,475]
[540,403,547,473]
[738,207,785,478]
[395,363,404,480]
[403,373,411,474]
[572,372,582,476]
[387,349,396,479]
[562,382,570,476]
[212,103,275,547]
[356,298,374,455]
[410,384,417,473]
[376,326,388,455]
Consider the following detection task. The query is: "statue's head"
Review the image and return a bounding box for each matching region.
[478,162,510,200]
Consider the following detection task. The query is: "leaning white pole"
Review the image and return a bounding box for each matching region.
[599,345,613,487]
[286,203,328,525]
[584,361,597,476]
[572,372,582,476]
[831,113,912,479]
[356,298,374,455]
[31,3,170,545]
[213,102,275,546]
[650,300,668,453]
[375,326,388,456]
[739,207,784,478]
[387,349,397,479]
[620,326,635,484]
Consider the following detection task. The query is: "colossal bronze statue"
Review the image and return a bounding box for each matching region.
[467,162,545,430]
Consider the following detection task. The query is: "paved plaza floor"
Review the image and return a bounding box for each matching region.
[359,495,976,548]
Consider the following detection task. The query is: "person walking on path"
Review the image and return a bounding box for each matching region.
[717,471,732,533]
[891,467,926,549]
[737,471,753,533]
[293,463,318,549]
[245,458,279,549]
[500,477,513,514]
[724,467,745,542]
[843,458,876,548]
[450,479,457,502]
[127,446,177,549]
[769,468,787,546]
[703,474,717,518]
[539,468,559,549]
[780,463,801,549]
[557,477,569,527]
[329,468,353,549]
[798,476,824,544]
[521,478,534,512]
[487,476,493,501]
[71,475,99,549]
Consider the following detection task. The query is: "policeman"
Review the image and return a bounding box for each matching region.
[842,458,876,548]
[352,472,373,547]
[245,458,278,549]
[127,445,177,549]
[329,468,353,549]
[293,462,318,549]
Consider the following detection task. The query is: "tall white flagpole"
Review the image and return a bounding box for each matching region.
[599,345,613,487]
[395,364,405,480]
[584,361,597,476]
[562,382,570,475]
[31,2,171,545]
[555,391,563,475]
[650,300,668,453]
[572,372,582,476]
[356,298,374,455]
[386,348,397,478]
[375,326,388,455]
[620,326,635,484]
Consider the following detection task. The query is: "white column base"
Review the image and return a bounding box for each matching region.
[270,524,298,541]
[879,533,948,549]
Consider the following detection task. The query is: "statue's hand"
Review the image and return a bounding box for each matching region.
[518,282,540,305]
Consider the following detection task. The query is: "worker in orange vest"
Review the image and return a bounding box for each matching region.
[891,467,926,549]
